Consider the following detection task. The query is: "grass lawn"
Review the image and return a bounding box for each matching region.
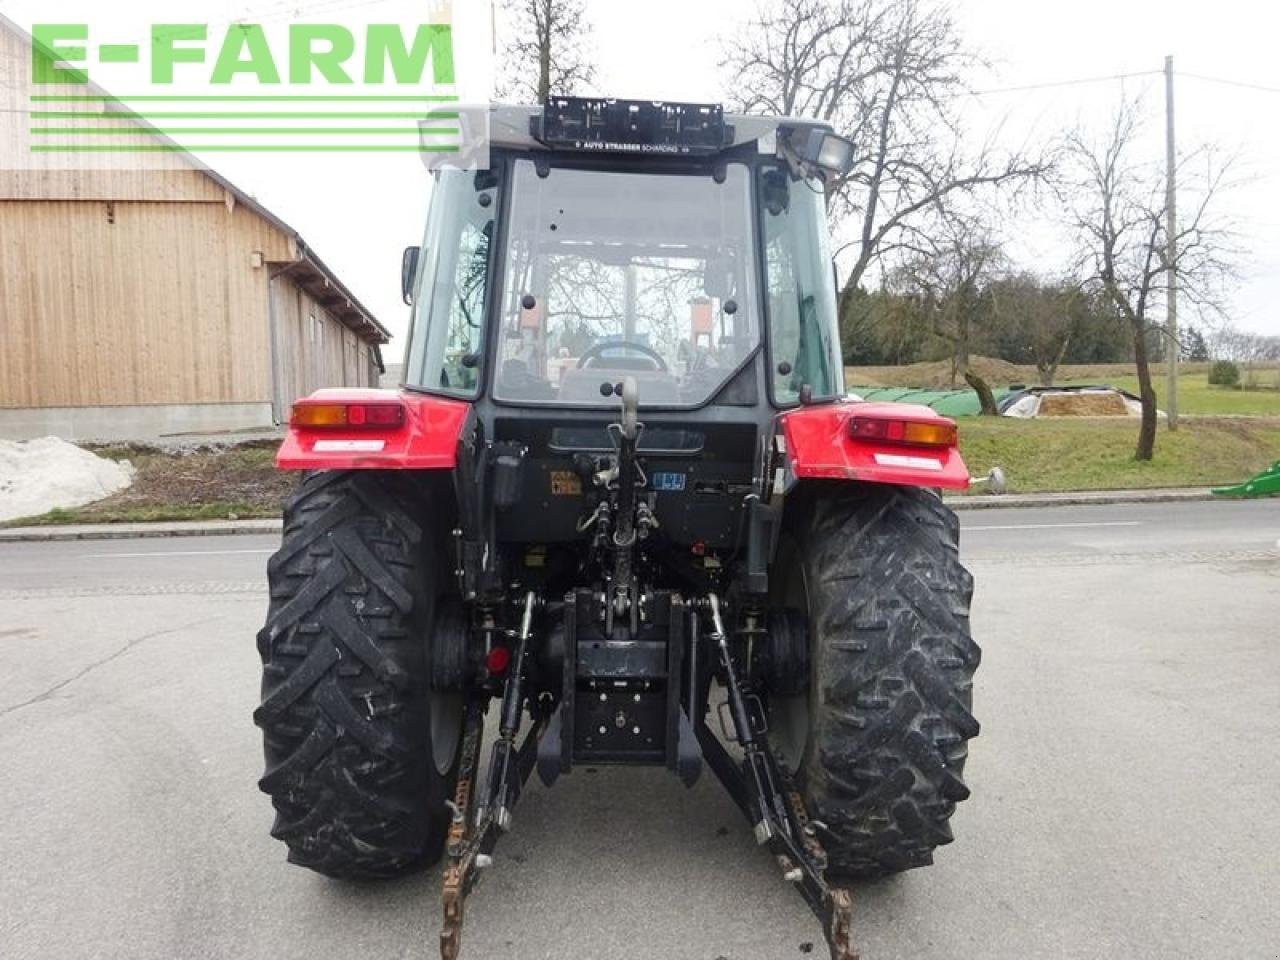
[956,416,1280,494]
[848,358,1280,417]
[2,442,295,527]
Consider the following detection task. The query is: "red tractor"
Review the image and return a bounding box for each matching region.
[255,99,979,960]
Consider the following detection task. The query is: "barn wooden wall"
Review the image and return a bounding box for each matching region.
[270,279,381,410]
[0,197,293,408]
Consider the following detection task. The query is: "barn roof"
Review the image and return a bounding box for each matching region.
[197,167,391,348]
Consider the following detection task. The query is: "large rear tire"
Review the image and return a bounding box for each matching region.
[768,484,980,881]
[254,471,462,879]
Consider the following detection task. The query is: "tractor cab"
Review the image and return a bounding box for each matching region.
[402,99,850,415]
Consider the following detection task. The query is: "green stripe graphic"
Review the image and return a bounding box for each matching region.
[98,45,140,64]
[31,127,460,136]
[31,144,462,153]
[30,94,461,102]
[31,111,454,119]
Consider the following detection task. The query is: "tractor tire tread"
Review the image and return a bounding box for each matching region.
[255,471,447,880]
[799,485,980,880]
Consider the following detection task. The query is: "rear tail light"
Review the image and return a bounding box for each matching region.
[291,402,406,429]
[849,416,957,448]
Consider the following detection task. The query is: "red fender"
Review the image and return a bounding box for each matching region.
[779,401,971,491]
[276,389,470,471]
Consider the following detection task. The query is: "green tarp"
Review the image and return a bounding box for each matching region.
[849,387,1014,417]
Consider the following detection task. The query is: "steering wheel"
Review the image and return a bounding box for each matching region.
[576,340,669,372]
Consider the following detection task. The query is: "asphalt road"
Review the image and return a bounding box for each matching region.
[1,500,1278,960]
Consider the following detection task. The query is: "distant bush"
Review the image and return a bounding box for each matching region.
[1239,367,1280,391]
[1208,360,1240,387]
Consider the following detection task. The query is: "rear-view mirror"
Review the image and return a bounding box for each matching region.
[402,246,420,305]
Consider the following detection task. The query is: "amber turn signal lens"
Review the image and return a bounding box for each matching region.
[901,421,957,446]
[292,404,348,427]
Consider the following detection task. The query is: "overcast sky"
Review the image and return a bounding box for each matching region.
[7,0,1280,354]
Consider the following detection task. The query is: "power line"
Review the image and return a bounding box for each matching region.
[971,70,1161,96]
[971,68,1280,99]
[1178,71,1280,95]
[967,67,1280,102]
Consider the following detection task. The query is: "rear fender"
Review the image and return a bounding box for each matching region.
[276,388,471,471]
[778,401,970,491]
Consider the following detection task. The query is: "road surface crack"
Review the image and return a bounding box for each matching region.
[0,617,218,717]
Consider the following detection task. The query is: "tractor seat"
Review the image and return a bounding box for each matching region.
[557,367,681,405]
[581,355,662,372]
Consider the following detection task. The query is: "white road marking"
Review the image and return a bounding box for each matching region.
[79,548,275,559]
[964,521,1143,532]
[78,523,1143,555]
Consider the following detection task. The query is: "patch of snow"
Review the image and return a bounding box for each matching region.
[0,437,135,523]
[1003,395,1042,418]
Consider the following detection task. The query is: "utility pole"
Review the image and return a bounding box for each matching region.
[1165,54,1179,430]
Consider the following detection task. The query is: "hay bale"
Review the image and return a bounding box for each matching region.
[1037,391,1130,417]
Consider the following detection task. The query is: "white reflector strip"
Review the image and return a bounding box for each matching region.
[874,452,943,471]
[313,440,386,453]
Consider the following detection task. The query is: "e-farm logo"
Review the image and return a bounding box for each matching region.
[29,21,461,154]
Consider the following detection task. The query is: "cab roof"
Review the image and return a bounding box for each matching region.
[485,101,837,156]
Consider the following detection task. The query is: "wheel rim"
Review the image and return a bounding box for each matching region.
[771,691,810,773]
[430,693,464,775]
[767,538,813,775]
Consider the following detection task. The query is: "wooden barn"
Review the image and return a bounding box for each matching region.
[0,19,388,441]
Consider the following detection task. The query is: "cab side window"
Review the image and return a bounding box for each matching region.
[758,167,843,404]
[405,169,500,396]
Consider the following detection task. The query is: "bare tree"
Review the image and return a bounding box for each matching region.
[1065,98,1235,460]
[892,214,1005,413]
[723,0,1047,324]
[496,0,596,103]
[727,0,884,119]
[1211,323,1280,364]
[989,273,1082,386]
